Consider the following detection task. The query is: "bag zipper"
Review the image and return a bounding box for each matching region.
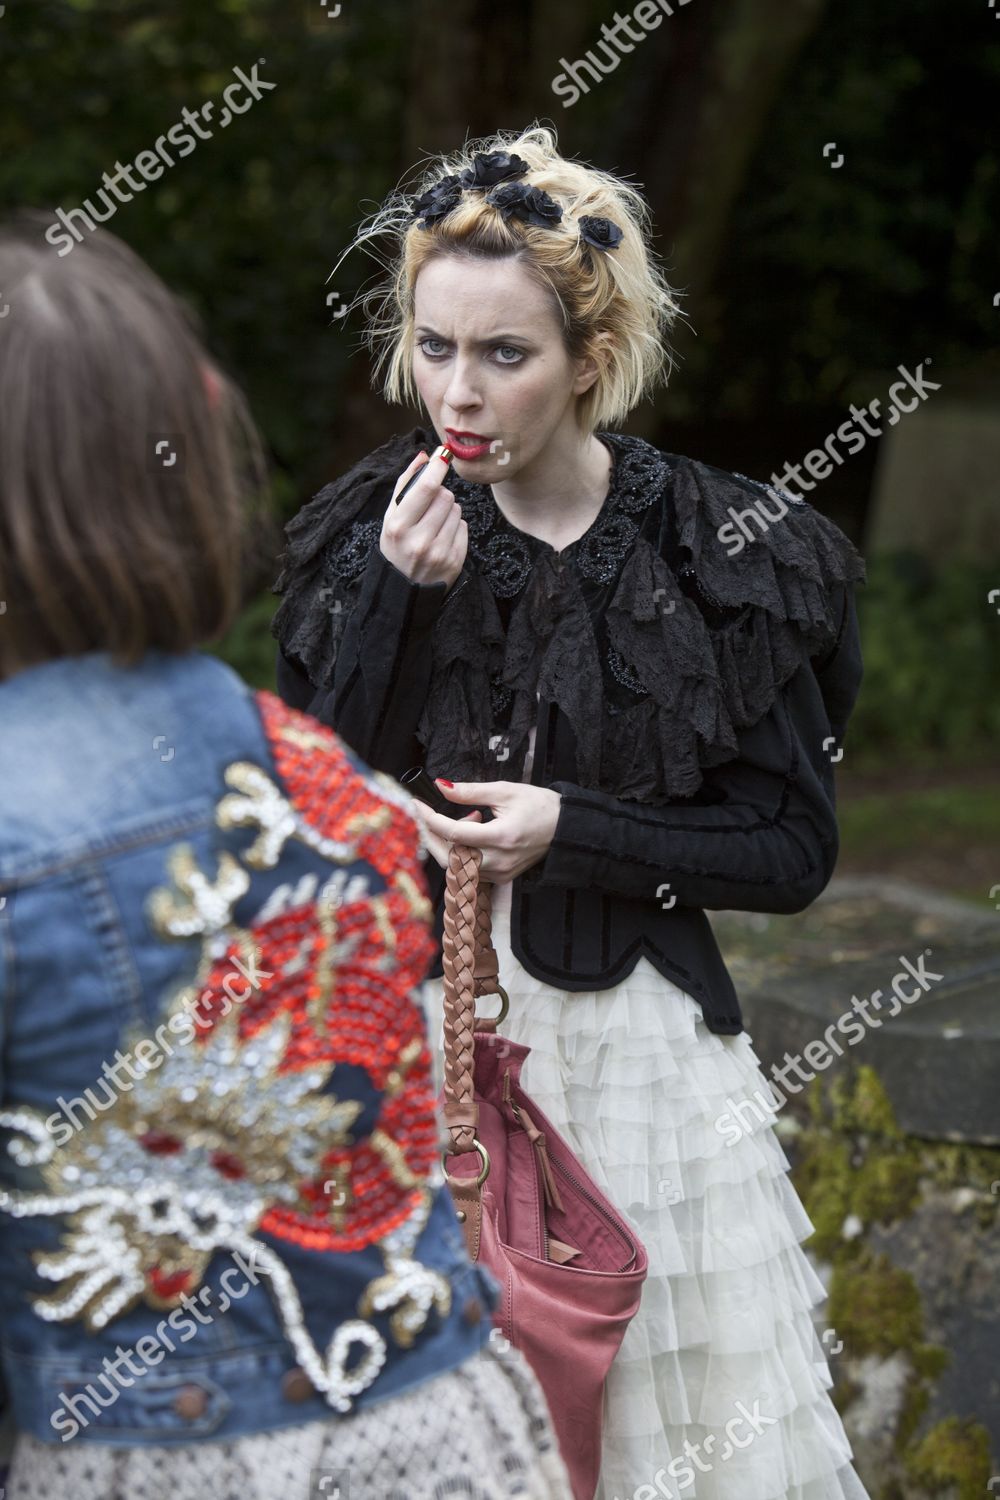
[548,1151,638,1274]
[503,1081,638,1272]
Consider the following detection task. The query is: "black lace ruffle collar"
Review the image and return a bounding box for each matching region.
[449,430,674,594]
[271,427,866,803]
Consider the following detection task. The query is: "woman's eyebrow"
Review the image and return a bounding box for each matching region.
[414,326,533,345]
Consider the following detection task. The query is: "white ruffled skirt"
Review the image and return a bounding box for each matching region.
[419,874,872,1500]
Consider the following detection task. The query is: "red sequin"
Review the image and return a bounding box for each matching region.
[148,1267,193,1300]
[140,1131,183,1156]
[210,1150,246,1181]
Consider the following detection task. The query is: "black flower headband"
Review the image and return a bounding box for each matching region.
[409,151,624,255]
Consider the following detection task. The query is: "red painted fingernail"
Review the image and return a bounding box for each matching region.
[435,778,454,787]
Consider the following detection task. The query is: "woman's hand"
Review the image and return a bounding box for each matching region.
[412,780,562,881]
[380,448,469,589]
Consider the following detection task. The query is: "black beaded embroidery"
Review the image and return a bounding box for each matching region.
[607,645,649,695]
[576,512,639,584]
[609,441,675,514]
[323,517,383,582]
[677,561,749,629]
[489,670,513,721]
[478,532,534,599]
[449,432,672,599]
[731,471,808,509]
[457,486,495,544]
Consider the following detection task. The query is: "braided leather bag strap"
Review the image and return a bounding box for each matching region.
[472,876,499,999]
[441,841,502,1155]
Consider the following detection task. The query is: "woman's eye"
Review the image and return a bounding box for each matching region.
[417,338,523,365]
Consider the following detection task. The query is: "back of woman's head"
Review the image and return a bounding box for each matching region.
[351,123,683,431]
[0,214,263,681]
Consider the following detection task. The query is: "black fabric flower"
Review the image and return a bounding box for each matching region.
[578,216,624,252]
[410,173,463,227]
[486,182,564,230]
[460,151,530,190]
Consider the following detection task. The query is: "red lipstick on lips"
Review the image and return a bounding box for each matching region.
[445,429,493,460]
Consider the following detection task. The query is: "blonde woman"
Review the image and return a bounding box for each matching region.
[273,124,870,1500]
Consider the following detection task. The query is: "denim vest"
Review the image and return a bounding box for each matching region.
[0,651,498,1447]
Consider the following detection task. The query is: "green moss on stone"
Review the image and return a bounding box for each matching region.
[794,1134,853,1260]
[827,1248,924,1359]
[903,1415,993,1500]
[794,1067,924,1257]
[845,1064,906,1140]
[853,1149,922,1225]
[924,1139,1000,1199]
[794,1065,999,1256]
[786,1063,996,1489]
[894,1378,931,1457]
[912,1344,951,1382]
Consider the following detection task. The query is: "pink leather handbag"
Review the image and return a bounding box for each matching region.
[438,842,648,1500]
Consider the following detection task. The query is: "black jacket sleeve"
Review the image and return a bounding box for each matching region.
[275,548,462,782]
[526,584,863,913]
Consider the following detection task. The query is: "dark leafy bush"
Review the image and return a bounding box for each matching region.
[848,552,1000,763]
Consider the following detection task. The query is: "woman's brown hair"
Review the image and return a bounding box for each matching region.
[0,213,265,681]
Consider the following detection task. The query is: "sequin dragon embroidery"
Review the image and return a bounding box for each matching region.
[0,692,450,1413]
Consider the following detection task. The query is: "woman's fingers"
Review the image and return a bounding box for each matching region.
[390,447,453,525]
[390,450,429,501]
[410,805,482,870]
[419,806,505,848]
[382,447,466,587]
[436,504,466,556]
[425,836,447,869]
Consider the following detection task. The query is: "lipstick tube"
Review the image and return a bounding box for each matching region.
[399,766,494,823]
[394,443,454,505]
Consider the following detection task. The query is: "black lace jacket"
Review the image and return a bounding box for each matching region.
[270,426,866,1034]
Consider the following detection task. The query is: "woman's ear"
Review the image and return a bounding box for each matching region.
[572,331,614,397]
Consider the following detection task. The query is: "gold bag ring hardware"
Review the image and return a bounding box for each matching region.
[475,984,509,1027]
[442,1137,491,1188]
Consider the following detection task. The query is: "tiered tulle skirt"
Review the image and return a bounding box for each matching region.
[419,877,872,1500]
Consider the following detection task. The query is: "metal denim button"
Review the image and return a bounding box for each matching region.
[282,1365,316,1402]
[172,1384,209,1420]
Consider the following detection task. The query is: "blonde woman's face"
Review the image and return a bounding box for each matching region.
[411,254,595,479]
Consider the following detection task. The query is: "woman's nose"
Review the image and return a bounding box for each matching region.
[443,356,483,413]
